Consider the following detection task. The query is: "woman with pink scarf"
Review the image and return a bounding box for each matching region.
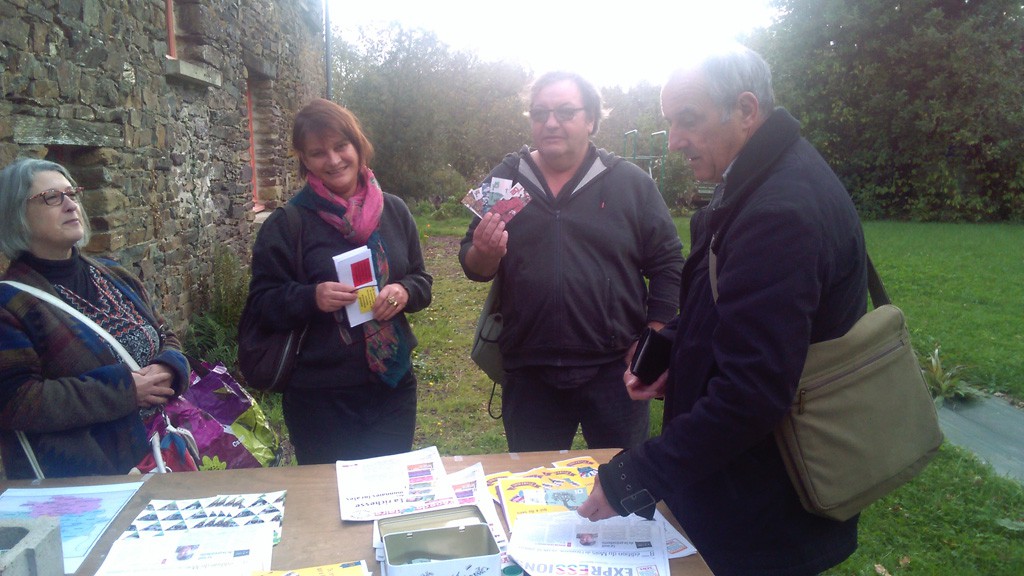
[246,99,432,463]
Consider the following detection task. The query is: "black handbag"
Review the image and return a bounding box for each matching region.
[237,204,308,392]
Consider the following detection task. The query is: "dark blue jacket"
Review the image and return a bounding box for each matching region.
[600,109,865,576]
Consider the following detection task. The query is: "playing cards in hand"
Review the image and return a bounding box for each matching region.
[461,177,532,223]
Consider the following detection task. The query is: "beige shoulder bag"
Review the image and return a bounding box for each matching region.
[708,251,943,521]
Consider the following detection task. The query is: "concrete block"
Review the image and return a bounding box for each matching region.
[0,517,63,576]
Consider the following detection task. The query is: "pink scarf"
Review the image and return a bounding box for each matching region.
[303,167,410,387]
[306,167,383,244]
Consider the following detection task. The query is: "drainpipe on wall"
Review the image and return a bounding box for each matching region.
[165,0,177,59]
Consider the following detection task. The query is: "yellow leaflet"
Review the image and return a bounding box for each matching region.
[357,286,378,313]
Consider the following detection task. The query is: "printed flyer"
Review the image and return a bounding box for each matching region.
[336,446,458,521]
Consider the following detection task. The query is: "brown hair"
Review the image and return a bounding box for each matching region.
[292,98,375,178]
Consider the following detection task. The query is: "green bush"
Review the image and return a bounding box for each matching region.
[182,244,298,464]
[417,165,471,211]
[184,244,249,372]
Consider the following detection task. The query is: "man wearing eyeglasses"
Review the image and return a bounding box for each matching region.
[459,71,684,453]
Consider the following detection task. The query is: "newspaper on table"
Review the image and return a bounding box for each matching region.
[485,455,695,561]
[652,510,697,559]
[507,511,672,576]
[336,446,458,521]
[96,524,274,576]
[544,457,693,559]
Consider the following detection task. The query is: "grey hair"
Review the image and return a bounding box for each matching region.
[0,158,91,259]
[529,71,605,136]
[690,45,776,123]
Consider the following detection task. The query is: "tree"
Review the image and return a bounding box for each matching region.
[332,24,530,201]
[332,24,699,209]
[596,83,696,210]
[757,0,1024,221]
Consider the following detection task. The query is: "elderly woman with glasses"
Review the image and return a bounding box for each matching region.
[0,158,189,479]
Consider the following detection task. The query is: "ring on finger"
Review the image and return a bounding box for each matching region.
[387,296,398,307]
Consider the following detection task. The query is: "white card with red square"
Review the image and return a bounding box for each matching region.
[333,246,378,326]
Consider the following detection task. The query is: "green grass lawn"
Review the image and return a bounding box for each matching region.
[664,218,1024,399]
[408,215,1024,574]
[863,222,1024,397]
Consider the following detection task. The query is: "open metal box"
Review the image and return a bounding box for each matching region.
[379,505,500,576]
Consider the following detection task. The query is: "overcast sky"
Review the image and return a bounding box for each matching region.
[326,0,778,88]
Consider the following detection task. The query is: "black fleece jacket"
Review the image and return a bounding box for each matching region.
[459,144,684,370]
[247,187,432,389]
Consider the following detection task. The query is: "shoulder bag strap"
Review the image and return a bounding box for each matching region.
[281,204,305,282]
[865,255,890,307]
[484,273,502,420]
[0,281,140,370]
[15,430,45,480]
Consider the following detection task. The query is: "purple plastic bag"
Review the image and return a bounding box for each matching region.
[182,361,280,468]
[162,395,261,470]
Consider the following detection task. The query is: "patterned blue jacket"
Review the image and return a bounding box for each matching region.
[0,254,188,479]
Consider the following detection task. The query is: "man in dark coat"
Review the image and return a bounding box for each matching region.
[577,45,865,576]
[460,71,683,452]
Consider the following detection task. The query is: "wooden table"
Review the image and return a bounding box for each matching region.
[0,449,714,575]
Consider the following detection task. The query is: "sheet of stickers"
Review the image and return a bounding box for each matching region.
[117,491,287,544]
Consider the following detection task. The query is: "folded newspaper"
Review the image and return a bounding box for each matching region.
[507,511,672,576]
[336,446,458,521]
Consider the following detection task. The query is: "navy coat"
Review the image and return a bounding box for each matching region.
[600,109,865,576]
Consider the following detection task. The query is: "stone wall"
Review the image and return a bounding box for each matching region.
[0,0,325,332]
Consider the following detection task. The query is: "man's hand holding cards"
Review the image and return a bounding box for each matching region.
[461,177,532,224]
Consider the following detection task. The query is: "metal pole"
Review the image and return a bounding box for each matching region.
[651,131,667,192]
[324,0,332,100]
[623,129,638,162]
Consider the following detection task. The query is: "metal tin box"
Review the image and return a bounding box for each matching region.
[379,505,500,576]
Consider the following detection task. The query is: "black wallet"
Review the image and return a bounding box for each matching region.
[629,327,672,384]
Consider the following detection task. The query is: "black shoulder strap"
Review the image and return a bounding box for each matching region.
[865,255,889,307]
[280,204,305,283]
